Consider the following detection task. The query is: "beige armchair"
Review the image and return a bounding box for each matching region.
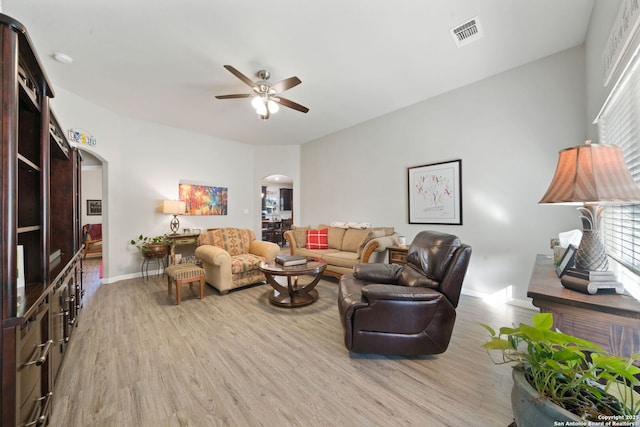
[195,228,280,294]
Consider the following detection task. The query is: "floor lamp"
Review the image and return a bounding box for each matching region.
[539,142,640,272]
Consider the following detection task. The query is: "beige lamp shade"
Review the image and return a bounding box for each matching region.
[539,142,640,272]
[539,143,640,204]
[162,200,186,215]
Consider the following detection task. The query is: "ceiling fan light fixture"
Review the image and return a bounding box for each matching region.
[217,65,308,120]
[255,104,268,116]
[251,96,263,110]
[268,99,279,113]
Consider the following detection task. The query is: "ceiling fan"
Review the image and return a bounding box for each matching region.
[215,65,309,120]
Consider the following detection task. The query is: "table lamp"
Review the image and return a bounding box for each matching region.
[162,200,186,234]
[539,141,640,272]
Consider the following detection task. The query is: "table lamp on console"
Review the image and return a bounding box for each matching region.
[539,141,640,278]
[162,200,187,235]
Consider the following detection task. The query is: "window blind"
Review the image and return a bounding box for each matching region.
[597,52,640,275]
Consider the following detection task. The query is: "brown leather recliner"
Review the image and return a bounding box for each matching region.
[338,231,471,355]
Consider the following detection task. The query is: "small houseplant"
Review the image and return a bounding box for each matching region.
[130,234,169,257]
[481,313,640,426]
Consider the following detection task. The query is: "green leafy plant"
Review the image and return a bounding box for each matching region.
[481,313,640,421]
[129,234,168,251]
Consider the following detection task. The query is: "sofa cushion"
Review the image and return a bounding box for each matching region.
[294,248,340,259]
[327,227,346,250]
[307,228,329,249]
[322,251,360,268]
[230,253,265,274]
[342,228,371,253]
[197,228,255,256]
[291,226,309,248]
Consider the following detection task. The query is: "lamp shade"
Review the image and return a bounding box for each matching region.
[539,143,640,205]
[162,200,186,215]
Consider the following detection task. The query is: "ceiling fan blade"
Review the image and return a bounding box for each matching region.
[274,96,309,113]
[215,94,252,99]
[271,76,301,93]
[223,65,256,88]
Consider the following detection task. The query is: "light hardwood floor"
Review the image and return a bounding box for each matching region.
[49,258,534,427]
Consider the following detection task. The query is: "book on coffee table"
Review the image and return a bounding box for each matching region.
[275,255,308,266]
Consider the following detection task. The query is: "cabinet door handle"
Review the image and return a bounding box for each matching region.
[23,391,53,426]
[25,340,53,366]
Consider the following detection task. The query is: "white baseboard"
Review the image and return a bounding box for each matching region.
[461,288,537,311]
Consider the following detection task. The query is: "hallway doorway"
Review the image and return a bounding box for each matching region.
[79,148,107,277]
[261,174,293,246]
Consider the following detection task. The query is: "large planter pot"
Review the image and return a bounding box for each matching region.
[511,369,580,427]
[142,244,168,258]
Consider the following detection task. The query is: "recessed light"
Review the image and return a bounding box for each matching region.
[52,52,73,64]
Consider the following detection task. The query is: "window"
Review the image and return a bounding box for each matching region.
[597,52,640,275]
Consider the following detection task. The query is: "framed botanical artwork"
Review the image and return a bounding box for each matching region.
[408,159,462,225]
[87,199,102,216]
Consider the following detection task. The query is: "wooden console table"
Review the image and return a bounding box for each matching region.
[166,233,200,265]
[527,254,640,358]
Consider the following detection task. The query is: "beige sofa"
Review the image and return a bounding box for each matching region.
[284,224,398,278]
[195,227,280,294]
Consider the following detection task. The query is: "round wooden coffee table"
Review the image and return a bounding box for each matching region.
[259,259,327,307]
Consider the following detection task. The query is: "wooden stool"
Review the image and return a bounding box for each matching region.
[166,263,205,305]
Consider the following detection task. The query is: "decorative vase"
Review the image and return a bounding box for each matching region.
[511,369,580,427]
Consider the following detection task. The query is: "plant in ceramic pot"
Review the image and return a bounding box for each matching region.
[129,234,169,257]
[481,313,640,427]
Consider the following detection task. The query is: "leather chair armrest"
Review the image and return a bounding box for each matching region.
[195,245,231,266]
[361,284,443,302]
[353,263,402,283]
[249,240,280,260]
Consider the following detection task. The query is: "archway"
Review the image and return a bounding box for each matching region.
[78,146,108,287]
[260,174,293,246]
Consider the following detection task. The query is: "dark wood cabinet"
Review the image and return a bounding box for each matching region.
[1,14,83,426]
[280,188,292,211]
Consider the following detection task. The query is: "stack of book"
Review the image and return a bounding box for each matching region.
[560,268,624,295]
[275,255,308,267]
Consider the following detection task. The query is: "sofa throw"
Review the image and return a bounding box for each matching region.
[306,228,329,249]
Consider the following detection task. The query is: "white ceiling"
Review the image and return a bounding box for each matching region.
[3,0,595,146]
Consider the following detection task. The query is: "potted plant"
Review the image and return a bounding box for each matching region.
[481,312,640,427]
[130,234,169,257]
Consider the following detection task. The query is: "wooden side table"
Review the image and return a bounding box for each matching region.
[388,246,409,265]
[165,233,200,265]
[527,254,640,358]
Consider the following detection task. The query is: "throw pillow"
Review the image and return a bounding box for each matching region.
[292,226,309,248]
[306,228,329,249]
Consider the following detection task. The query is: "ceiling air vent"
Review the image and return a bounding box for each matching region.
[450,16,483,48]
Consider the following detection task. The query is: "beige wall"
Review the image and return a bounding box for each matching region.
[300,46,586,303]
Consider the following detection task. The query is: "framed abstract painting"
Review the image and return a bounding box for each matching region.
[179,183,228,215]
[408,159,462,225]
